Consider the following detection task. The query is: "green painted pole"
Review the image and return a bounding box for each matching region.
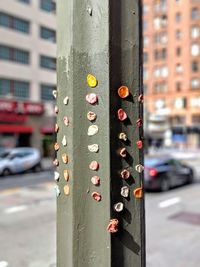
[56,0,145,266]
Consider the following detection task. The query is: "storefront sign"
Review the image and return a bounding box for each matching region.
[0,100,17,112]
[23,102,44,115]
[0,100,44,115]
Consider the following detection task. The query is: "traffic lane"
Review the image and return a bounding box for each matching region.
[146,183,200,267]
[0,181,56,267]
[0,171,53,191]
[0,198,56,267]
[0,180,55,214]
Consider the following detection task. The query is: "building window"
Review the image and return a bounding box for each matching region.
[191,8,199,20]
[161,66,168,77]
[155,99,166,110]
[191,78,200,89]
[40,0,56,13]
[143,36,149,47]
[154,82,167,93]
[176,47,181,56]
[143,20,148,31]
[0,79,29,98]
[154,17,161,29]
[154,0,167,12]
[162,48,167,59]
[191,26,200,39]
[143,84,147,93]
[40,55,56,70]
[143,68,148,80]
[143,52,148,63]
[0,79,10,95]
[174,97,187,109]
[154,15,167,29]
[191,97,200,108]
[154,32,168,44]
[176,29,182,40]
[143,5,149,15]
[192,115,200,124]
[154,50,159,60]
[191,44,200,56]
[154,67,160,77]
[17,0,30,4]
[175,12,181,22]
[41,84,55,101]
[0,45,29,64]
[176,82,182,92]
[192,61,199,72]
[40,26,56,43]
[176,63,183,73]
[154,48,167,60]
[154,66,168,78]
[0,12,30,33]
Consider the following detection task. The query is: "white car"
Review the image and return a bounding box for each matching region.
[0,147,42,176]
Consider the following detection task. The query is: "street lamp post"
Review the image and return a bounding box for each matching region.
[56,1,145,266]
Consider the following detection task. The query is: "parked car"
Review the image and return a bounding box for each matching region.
[144,155,194,191]
[0,148,11,159]
[0,147,42,176]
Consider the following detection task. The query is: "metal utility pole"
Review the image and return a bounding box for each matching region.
[56,0,145,266]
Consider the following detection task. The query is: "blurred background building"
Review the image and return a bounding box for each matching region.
[0,0,199,153]
[143,0,200,148]
[0,0,56,156]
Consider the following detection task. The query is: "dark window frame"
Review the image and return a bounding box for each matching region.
[0,45,29,64]
[40,55,56,70]
[0,78,30,98]
[0,12,30,33]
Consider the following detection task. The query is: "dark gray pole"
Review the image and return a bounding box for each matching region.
[56,1,145,266]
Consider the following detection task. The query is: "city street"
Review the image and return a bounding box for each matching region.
[0,171,56,267]
[146,183,200,267]
[0,168,200,267]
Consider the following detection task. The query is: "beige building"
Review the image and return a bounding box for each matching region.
[143,0,200,147]
[0,0,56,155]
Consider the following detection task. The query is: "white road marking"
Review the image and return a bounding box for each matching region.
[4,205,28,214]
[158,197,181,208]
[0,261,8,267]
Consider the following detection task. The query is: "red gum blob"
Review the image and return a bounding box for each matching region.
[117,109,128,121]
[53,159,59,166]
[119,148,127,158]
[91,192,102,201]
[86,93,98,104]
[91,176,100,186]
[87,111,97,121]
[121,169,130,180]
[89,161,99,171]
[137,140,143,149]
[138,94,144,103]
[63,116,69,126]
[136,118,143,127]
[107,219,119,233]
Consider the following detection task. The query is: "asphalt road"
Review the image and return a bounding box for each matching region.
[0,171,56,267]
[0,171,200,267]
[146,183,200,267]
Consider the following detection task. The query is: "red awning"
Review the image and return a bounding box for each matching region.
[0,124,33,133]
[40,126,54,134]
